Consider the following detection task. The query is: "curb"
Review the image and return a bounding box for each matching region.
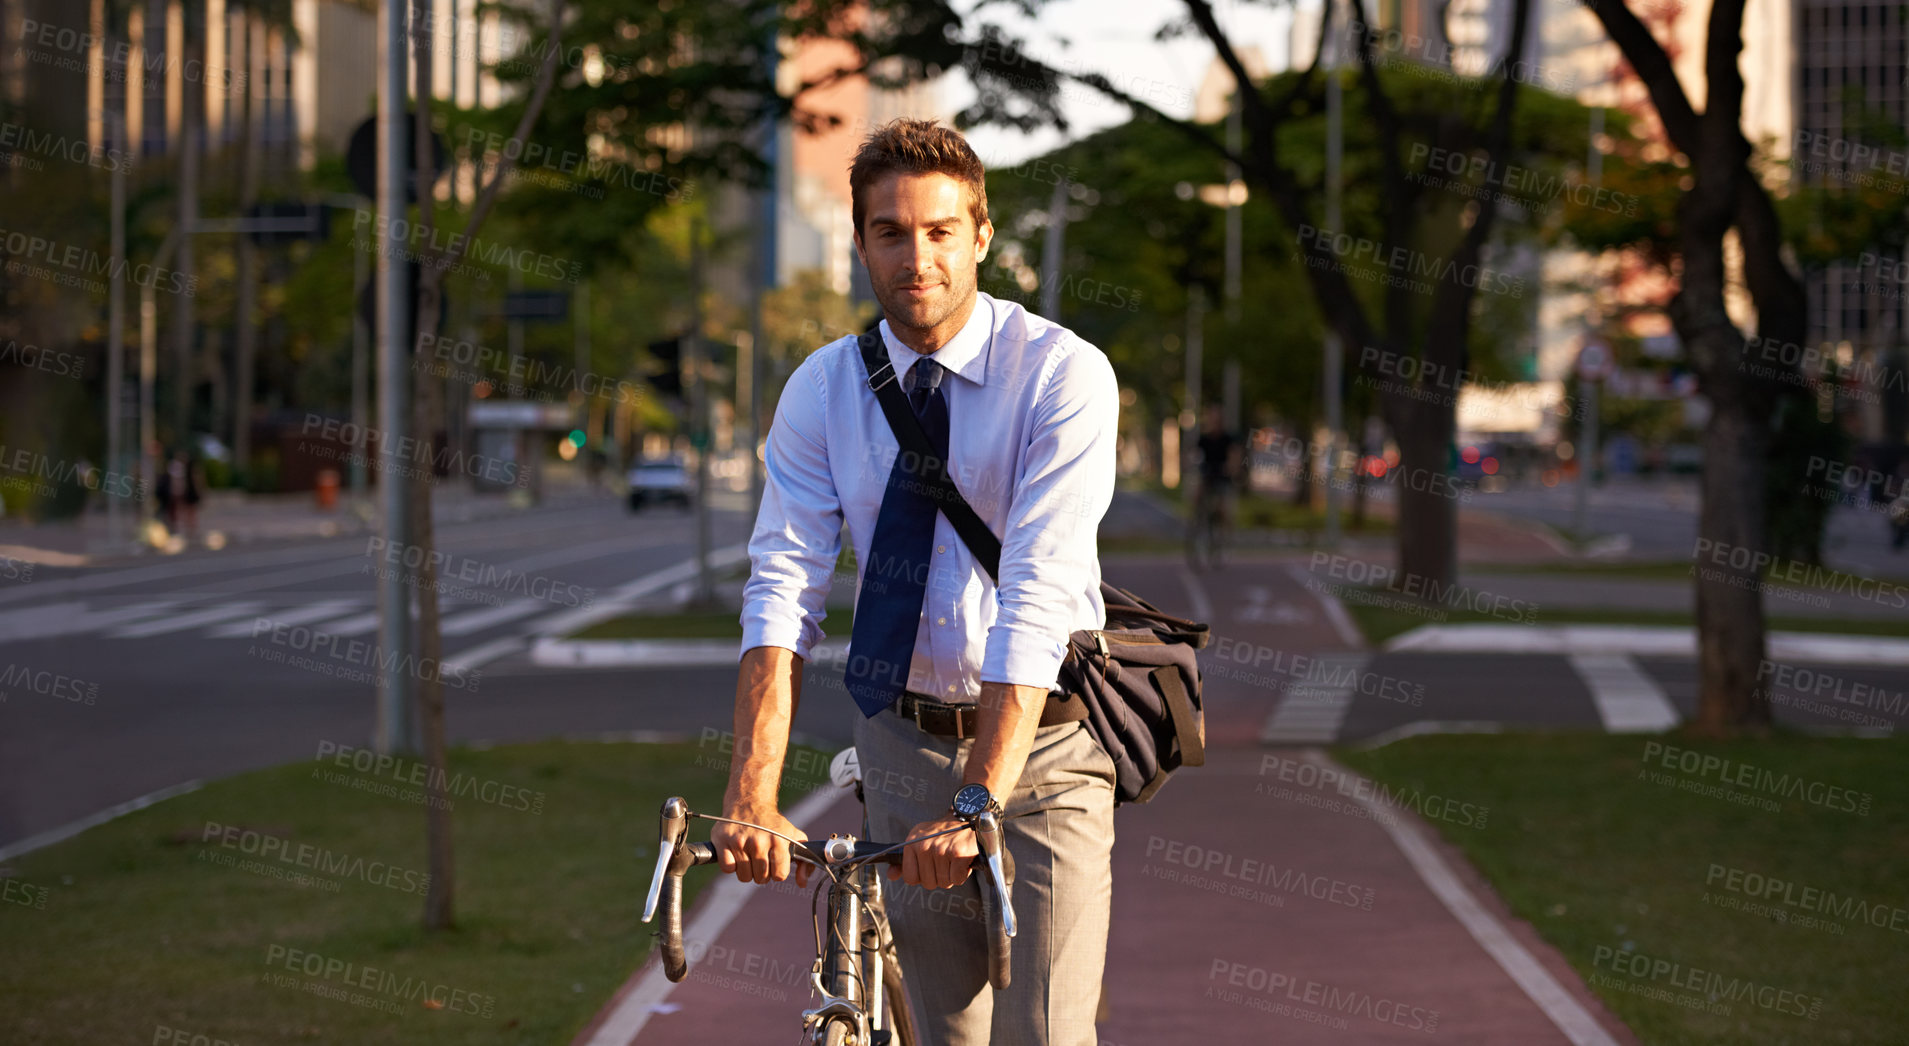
[1385,623,1909,666]
[531,637,850,668]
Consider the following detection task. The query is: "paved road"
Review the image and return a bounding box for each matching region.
[9,496,1903,851]
[0,490,755,849]
[1468,477,1908,581]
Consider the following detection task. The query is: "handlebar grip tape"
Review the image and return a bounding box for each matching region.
[659,843,713,982]
[976,856,1012,989]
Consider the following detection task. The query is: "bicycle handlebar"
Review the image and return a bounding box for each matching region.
[641,797,1016,988]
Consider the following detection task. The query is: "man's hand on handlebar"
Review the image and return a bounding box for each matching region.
[893,816,979,890]
[710,803,813,888]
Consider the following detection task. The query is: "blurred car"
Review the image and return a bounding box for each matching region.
[626,457,691,511]
[1454,442,1503,487]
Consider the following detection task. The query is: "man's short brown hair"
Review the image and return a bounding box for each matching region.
[849,118,989,238]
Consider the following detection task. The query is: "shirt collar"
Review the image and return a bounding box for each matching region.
[879,292,994,387]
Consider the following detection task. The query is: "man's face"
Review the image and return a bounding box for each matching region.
[855,171,993,340]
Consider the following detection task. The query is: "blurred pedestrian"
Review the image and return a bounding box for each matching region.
[163,450,202,540]
[155,449,176,530]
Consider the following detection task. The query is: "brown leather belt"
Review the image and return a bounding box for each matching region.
[893,689,1089,740]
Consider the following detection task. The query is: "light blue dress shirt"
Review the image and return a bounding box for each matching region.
[740,292,1120,699]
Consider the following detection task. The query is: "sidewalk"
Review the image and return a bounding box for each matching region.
[575,557,1637,1045]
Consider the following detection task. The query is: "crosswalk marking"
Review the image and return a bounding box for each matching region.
[440,599,544,636]
[313,610,382,636]
[81,600,183,629]
[110,602,268,639]
[1259,653,1370,744]
[1568,653,1679,732]
[204,600,361,638]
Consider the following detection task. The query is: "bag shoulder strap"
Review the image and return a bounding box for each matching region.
[858,329,1003,582]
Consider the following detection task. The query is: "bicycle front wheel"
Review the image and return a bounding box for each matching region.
[880,943,915,1046]
[822,1016,853,1046]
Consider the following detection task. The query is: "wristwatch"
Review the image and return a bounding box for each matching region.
[951,783,1002,821]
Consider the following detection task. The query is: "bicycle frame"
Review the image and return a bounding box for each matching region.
[641,796,1014,1046]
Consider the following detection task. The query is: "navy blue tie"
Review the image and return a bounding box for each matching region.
[845,357,949,718]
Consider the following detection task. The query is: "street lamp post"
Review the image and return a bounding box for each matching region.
[1322,0,1345,548]
[107,109,128,547]
[376,0,417,755]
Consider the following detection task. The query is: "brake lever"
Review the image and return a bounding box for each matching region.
[972,810,1016,938]
[643,796,690,923]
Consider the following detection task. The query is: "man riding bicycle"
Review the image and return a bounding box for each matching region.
[1188,405,1242,567]
[714,118,1121,1046]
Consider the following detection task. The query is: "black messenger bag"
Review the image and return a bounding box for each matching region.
[856,330,1210,805]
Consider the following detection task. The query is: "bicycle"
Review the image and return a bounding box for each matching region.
[1185,476,1230,570]
[641,755,1017,1046]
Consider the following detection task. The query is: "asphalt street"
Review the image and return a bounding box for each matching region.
[1465,476,1908,580]
[0,491,756,850]
[4,487,1905,855]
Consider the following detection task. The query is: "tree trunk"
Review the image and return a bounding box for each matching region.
[409,273,455,930]
[1584,0,1797,736]
[1673,152,1773,732]
[1348,411,1369,530]
[1388,395,1457,592]
[1690,385,1771,732]
[393,0,565,928]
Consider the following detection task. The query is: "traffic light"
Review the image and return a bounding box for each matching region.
[568,429,587,447]
[646,336,683,395]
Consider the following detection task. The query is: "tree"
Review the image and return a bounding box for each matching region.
[391,0,892,929]
[946,0,1538,593]
[402,0,568,930]
[1582,0,1810,731]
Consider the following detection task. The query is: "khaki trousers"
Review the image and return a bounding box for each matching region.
[851,705,1116,1046]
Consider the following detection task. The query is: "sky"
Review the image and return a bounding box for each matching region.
[950,0,1299,166]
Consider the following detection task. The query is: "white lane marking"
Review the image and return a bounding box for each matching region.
[0,601,95,643]
[1259,653,1369,744]
[531,543,752,640]
[1285,562,1364,648]
[204,600,361,638]
[0,544,353,606]
[1302,752,1621,1046]
[530,638,850,669]
[314,610,382,636]
[1350,720,1504,751]
[0,780,204,863]
[1386,623,1909,665]
[109,601,267,638]
[440,600,545,637]
[1568,653,1679,732]
[442,636,525,680]
[580,786,849,1046]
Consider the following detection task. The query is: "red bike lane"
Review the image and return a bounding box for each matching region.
[580,555,1634,1044]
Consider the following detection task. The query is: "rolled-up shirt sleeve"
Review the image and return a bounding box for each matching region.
[740,355,842,661]
[981,339,1119,689]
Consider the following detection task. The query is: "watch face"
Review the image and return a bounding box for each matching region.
[953,784,992,819]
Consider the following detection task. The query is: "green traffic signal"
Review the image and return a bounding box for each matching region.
[568,429,587,447]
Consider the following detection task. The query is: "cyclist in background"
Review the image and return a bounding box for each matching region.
[1188,405,1241,568]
